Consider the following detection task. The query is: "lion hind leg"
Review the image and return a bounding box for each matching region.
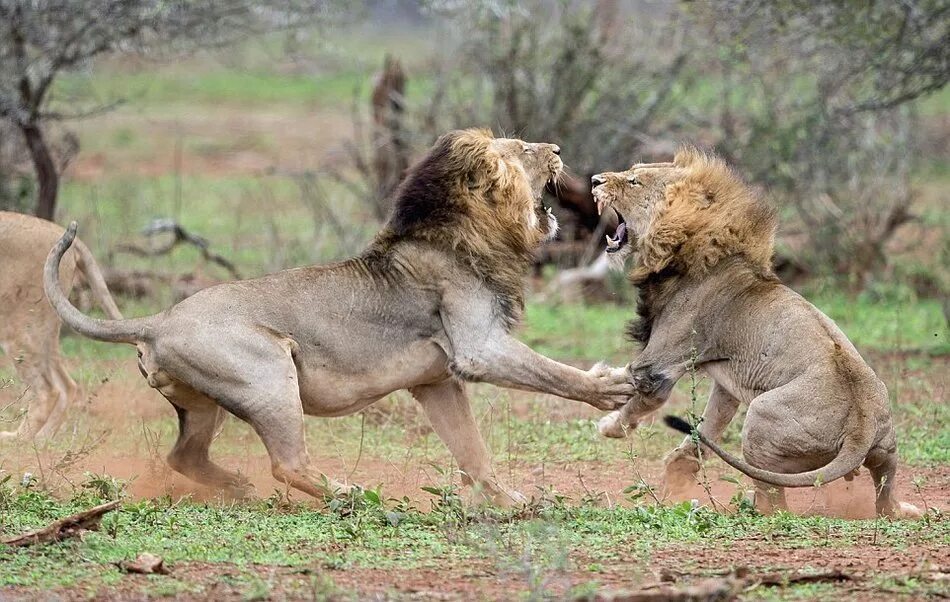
[411,379,525,507]
[163,387,253,497]
[155,332,351,500]
[33,356,78,440]
[218,369,349,500]
[865,446,921,518]
[1,346,60,440]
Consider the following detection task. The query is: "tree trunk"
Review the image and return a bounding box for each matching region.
[19,121,58,221]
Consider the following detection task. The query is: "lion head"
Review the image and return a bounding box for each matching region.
[372,128,563,323]
[591,147,777,284]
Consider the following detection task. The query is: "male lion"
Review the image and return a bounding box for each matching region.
[590,148,920,518]
[0,211,123,439]
[44,129,632,505]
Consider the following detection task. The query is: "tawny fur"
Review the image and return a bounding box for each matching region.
[0,212,122,439]
[591,149,920,518]
[43,130,632,506]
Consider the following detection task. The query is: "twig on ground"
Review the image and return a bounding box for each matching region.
[588,568,854,601]
[2,500,120,547]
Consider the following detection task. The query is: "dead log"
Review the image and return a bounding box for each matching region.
[588,576,743,601]
[2,500,120,547]
[547,172,600,234]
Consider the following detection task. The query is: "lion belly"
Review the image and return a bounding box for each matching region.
[295,337,450,417]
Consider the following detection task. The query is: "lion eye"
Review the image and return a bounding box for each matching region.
[627,177,641,186]
[523,145,534,154]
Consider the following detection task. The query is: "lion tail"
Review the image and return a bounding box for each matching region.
[45,222,152,344]
[73,237,123,321]
[663,415,870,488]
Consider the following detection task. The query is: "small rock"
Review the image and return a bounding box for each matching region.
[122,553,168,575]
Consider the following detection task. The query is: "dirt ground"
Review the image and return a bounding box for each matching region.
[2,353,947,600]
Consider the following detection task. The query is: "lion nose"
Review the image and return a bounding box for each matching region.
[551,145,560,155]
[591,174,606,186]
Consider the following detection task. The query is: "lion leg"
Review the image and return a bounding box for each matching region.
[151,332,352,500]
[252,398,350,499]
[33,355,78,440]
[0,344,60,440]
[165,395,253,496]
[751,479,788,514]
[662,383,741,499]
[865,444,921,518]
[597,363,684,439]
[226,373,352,499]
[410,379,525,507]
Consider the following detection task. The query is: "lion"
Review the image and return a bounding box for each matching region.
[44,129,633,505]
[0,211,123,439]
[590,148,920,518]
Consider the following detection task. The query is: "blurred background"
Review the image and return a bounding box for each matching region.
[2,0,947,305]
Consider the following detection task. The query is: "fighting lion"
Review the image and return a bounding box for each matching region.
[1,211,123,439]
[44,129,632,505]
[591,148,920,518]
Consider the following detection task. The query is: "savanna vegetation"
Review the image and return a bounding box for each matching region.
[0,1,947,599]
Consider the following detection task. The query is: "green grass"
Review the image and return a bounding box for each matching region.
[52,26,438,112]
[58,68,369,109]
[0,483,945,596]
[522,287,947,362]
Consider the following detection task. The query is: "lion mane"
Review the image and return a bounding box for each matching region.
[628,147,779,344]
[368,128,542,326]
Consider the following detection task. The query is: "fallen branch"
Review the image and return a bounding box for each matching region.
[752,569,852,587]
[114,219,241,280]
[587,568,854,601]
[2,500,120,547]
[589,576,743,601]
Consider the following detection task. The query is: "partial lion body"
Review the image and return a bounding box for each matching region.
[44,130,633,504]
[592,150,918,518]
[139,248,453,419]
[0,211,122,439]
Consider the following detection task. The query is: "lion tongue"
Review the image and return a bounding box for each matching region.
[605,222,627,251]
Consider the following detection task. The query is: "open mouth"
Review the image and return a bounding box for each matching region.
[605,209,628,254]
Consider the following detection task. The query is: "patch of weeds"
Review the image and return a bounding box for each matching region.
[145,577,202,598]
[478,520,572,601]
[741,581,840,600]
[79,472,128,501]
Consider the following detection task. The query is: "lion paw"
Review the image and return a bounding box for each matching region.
[895,501,923,519]
[587,362,634,411]
[597,411,631,438]
[470,482,526,508]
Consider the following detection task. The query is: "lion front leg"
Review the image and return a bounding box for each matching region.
[410,379,525,507]
[449,335,633,411]
[661,382,741,499]
[597,362,684,439]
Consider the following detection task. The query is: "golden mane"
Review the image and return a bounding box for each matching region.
[629,146,777,284]
[369,128,541,325]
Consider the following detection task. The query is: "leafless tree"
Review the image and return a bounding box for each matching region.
[417,0,691,249]
[710,0,949,115]
[0,0,348,220]
[685,0,947,286]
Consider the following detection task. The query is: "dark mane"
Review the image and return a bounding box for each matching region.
[362,128,536,330]
[625,266,680,346]
[384,133,468,237]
